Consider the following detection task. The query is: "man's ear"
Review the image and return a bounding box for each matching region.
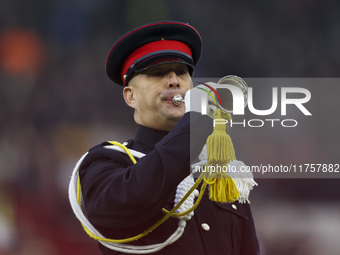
[123,86,136,109]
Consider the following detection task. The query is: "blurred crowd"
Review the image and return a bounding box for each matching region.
[0,0,339,254]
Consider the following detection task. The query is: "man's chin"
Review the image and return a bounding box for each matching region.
[167,109,185,121]
[159,104,185,126]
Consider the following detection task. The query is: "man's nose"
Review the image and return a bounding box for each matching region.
[167,72,180,89]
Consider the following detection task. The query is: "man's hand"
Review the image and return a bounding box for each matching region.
[184,82,218,118]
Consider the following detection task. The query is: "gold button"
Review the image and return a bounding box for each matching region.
[232,204,237,210]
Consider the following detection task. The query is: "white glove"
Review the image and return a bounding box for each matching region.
[184,82,218,118]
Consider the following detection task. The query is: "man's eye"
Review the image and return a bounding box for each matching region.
[148,70,164,77]
[176,70,187,76]
[146,68,188,77]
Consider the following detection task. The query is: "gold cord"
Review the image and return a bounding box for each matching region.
[76,141,205,244]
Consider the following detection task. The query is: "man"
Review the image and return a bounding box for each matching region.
[76,21,260,254]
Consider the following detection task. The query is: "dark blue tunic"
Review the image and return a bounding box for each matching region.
[79,112,260,255]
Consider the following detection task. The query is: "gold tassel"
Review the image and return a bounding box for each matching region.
[205,109,239,203]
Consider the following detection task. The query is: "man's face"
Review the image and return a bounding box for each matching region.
[123,63,192,131]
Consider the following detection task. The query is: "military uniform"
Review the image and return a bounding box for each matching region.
[71,20,260,255]
[79,112,260,255]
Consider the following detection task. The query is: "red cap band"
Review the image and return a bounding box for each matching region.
[121,40,192,84]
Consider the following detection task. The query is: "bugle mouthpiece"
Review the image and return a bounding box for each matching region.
[172,95,184,106]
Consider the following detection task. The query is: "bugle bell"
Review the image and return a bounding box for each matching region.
[172,75,248,113]
[215,75,248,113]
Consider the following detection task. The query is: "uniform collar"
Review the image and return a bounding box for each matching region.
[133,125,168,152]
